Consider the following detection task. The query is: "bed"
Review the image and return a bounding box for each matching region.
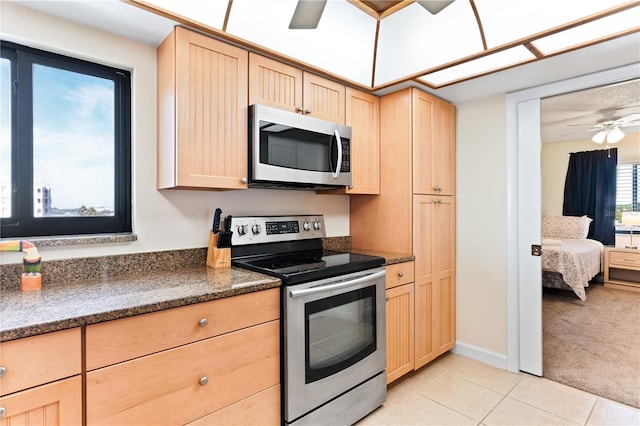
[540,215,604,301]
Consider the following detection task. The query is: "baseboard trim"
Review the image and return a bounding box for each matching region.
[452,341,508,370]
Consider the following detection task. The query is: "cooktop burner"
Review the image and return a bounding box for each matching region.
[233,251,384,285]
[230,215,385,285]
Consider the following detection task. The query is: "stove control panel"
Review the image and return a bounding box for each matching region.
[230,215,326,246]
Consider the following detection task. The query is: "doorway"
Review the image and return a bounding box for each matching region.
[505,63,640,375]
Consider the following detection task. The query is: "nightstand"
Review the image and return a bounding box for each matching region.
[604,247,640,292]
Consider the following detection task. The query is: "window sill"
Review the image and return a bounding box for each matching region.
[1,233,137,248]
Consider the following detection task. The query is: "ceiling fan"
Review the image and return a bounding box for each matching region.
[588,113,640,144]
[289,0,455,29]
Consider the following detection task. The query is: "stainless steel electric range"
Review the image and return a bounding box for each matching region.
[230,215,387,426]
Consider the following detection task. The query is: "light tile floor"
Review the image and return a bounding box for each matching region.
[357,353,640,425]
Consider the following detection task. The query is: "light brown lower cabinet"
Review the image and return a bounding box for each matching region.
[0,376,82,425]
[186,384,280,426]
[414,195,456,369]
[0,328,82,426]
[385,261,415,384]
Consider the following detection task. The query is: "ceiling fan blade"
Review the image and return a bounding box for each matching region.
[614,113,640,124]
[618,121,640,127]
[289,0,327,29]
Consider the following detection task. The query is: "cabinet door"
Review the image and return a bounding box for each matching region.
[386,283,414,384]
[345,88,379,194]
[0,376,82,426]
[249,53,302,113]
[303,73,345,124]
[412,90,456,196]
[350,88,412,253]
[413,194,456,369]
[158,27,248,189]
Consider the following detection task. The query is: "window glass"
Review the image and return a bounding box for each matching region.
[616,163,639,226]
[1,58,10,218]
[32,64,115,217]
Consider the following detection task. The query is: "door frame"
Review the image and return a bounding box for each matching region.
[505,63,639,373]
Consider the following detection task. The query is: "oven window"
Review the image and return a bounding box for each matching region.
[304,285,376,384]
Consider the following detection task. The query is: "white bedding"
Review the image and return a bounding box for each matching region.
[541,238,604,301]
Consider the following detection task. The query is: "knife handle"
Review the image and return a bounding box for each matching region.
[212,208,222,233]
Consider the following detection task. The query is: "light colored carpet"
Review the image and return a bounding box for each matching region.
[543,283,640,408]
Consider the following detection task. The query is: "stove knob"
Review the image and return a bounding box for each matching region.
[237,224,248,236]
[303,222,311,231]
[313,221,321,231]
[252,224,262,235]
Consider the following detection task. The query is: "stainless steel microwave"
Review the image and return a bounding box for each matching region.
[248,104,352,190]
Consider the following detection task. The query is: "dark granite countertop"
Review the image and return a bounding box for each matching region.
[0,266,280,342]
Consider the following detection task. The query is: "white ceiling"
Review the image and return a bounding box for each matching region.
[541,78,640,143]
[4,0,640,142]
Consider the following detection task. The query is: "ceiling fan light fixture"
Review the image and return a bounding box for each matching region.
[592,130,606,144]
[607,126,625,143]
[289,0,327,29]
[416,0,455,15]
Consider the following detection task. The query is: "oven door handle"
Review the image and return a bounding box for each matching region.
[288,270,385,298]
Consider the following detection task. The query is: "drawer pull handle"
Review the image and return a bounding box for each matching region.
[0,366,6,378]
[199,376,209,386]
[0,407,6,418]
[398,272,404,277]
[199,318,208,327]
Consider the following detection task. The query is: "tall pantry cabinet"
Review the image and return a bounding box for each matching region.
[350,87,456,379]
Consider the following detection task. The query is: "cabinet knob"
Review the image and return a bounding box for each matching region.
[0,366,6,378]
[398,272,404,277]
[241,177,248,184]
[199,318,208,327]
[199,376,209,386]
[304,109,312,115]
[295,107,304,114]
[0,407,6,418]
[434,199,442,204]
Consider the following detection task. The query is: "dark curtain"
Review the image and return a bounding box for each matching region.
[562,148,617,245]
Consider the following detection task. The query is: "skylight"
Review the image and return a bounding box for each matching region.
[134,0,640,90]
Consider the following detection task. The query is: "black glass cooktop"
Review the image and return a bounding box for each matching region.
[232,250,385,285]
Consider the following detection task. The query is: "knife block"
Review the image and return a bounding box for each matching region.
[206,232,231,269]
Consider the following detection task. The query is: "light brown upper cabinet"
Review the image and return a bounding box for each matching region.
[344,88,380,194]
[157,27,249,190]
[412,91,456,196]
[249,53,345,124]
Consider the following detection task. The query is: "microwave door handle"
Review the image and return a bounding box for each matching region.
[333,129,342,178]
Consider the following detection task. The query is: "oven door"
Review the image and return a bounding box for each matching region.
[249,104,352,187]
[283,267,386,423]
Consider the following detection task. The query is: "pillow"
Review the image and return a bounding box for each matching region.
[542,215,592,239]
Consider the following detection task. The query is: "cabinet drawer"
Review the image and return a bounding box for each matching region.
[86,288,279,370]
[386,261,415,289]
[186,384,280,426]
[609,251,640,268]
[86,320,280,426]
[0,328,81,396]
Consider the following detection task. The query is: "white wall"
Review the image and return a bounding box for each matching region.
[455,95,508,357]
[0,3,349,265]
